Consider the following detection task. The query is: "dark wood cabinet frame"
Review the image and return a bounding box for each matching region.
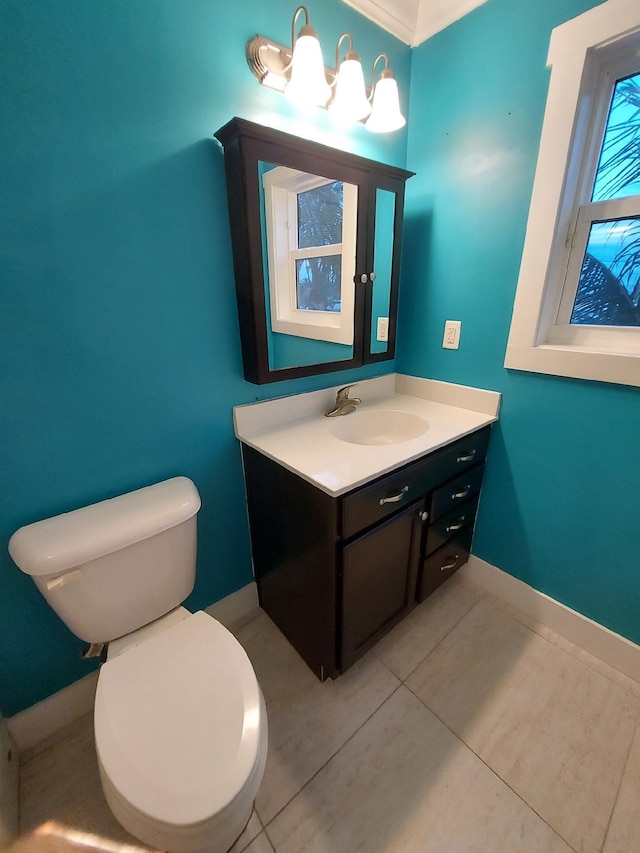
[214,118,414,384]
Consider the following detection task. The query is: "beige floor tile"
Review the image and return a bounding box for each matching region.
[19,713,148,848]
[373,578,481,681]
[267,686,572,853]
[229,810,263,852]
[406,596,554,746]
[235,613,400,825]
[452,571,489,601]
[408,596,640,853]
[603,722,640,852]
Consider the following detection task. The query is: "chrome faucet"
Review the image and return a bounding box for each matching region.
[325,384,362,417]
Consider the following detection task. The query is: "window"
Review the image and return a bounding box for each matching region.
[504,0,640,386]
[262,166,357,345]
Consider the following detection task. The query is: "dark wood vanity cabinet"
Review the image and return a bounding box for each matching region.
[242,425,491,680]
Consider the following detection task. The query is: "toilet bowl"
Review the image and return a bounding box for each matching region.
[8,477,268,853]
[95,609,267,852]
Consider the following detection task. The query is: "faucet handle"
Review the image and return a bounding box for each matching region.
[336,383,359,402]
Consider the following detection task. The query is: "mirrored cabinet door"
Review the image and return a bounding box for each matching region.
[260,164,359,373]
[215,118,413,385]
[363,175,407,364]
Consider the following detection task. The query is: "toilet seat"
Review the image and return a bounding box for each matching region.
[94,610,265,833]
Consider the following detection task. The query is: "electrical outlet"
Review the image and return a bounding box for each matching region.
[443,320,461,349]
[377,317,389,342]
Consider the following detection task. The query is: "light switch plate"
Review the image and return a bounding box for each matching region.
[377,317,389,342]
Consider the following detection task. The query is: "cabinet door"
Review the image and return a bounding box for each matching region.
[341,501,423,671]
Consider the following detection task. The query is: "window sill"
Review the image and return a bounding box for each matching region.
[504,341,640,386]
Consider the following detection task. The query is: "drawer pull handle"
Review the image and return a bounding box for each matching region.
[446,517,466,533]
[452,486,471,500]
[379,485,409,505]
[457,451,476,463]
[441,556,459,572]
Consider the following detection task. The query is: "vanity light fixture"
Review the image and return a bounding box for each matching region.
[246,5,406,133]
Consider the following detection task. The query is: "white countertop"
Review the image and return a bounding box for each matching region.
[233,374,501,497]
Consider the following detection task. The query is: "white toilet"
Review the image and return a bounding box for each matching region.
[9,477,268,853]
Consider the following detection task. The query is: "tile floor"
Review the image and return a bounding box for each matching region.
[18,575,640,853]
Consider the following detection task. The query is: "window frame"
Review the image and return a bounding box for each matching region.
[262,166,357,346]
[504,0,640,386]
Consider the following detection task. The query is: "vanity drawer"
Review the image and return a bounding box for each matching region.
[417,527,473,602]
[341,426,490,540]
[342,452,450,540]
[430,464,484,523]
[425,495,479,556]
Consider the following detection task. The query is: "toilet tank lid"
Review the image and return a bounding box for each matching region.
[8,477,201,577]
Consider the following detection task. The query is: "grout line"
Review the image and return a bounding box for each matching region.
[259,682,404,829]
[398,594,485,684]
[599,719,638,853]
[402,679,579,852]
[261,825,276,853]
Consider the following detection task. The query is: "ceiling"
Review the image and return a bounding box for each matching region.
[341,0,489,46]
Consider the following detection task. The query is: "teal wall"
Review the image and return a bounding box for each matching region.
[0,0,409,716]
[5,0,639,721]
[399,0,640,643]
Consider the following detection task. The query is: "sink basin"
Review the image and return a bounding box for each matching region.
[329,410,429,446]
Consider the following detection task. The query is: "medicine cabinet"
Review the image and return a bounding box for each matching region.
[214,118,413,384]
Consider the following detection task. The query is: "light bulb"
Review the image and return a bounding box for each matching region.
[366,72,405,133]
[329,54,371,124]
[285,26,331,108]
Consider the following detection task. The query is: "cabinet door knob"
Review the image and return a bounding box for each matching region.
[452,487,471,500]
[360,273,368,284]
[457,451,476,463]
[440,556,459,572]
[369,272,376,282]
[379,485,409,505]
[419,510,429,522]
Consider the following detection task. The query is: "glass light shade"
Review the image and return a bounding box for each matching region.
[365,75,406,133]
[285,32,331,108]
[329,57,371,124]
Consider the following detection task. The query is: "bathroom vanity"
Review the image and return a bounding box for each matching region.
[234,375,500,680]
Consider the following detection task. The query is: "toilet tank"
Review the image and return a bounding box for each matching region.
[8,477,201,644]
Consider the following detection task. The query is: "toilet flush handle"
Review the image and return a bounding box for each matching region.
[46,568,82,591]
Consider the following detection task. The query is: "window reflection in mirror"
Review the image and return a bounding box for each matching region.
[259,162,357,371]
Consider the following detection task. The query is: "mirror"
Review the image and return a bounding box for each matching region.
[215,118,413,384]
[259,162,358,371]
[370,188,396,357]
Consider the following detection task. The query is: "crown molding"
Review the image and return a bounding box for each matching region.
[342,0,489,47]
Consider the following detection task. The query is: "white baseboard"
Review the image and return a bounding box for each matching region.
[7,671,99,755]
[460,556,640,684]
[0,715,19,846]
[7,582,260,754]
[205,581,259,628]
